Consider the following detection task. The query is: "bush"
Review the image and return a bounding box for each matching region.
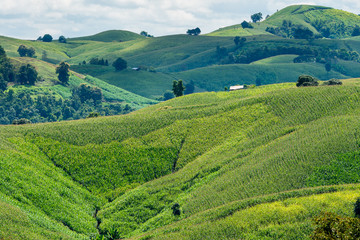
[323,79,342,86]
[171,203,181,216]
[296,75,319,87]
[12,118,31,125]
[112,57,127,71]
[311,212,360,239]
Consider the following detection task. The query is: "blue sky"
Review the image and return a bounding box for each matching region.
[1,0,360,39]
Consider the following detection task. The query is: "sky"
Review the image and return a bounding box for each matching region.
[1,0,360,39]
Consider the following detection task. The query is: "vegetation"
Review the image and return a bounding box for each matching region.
[3,4,360,239]
[56,61,70,85]
[112,57,127,71]
[296,75,319,87]
[186,27,201,36]
[172,79,185,97]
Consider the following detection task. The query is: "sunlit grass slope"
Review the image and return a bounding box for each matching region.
[136,185,360,240]
[69,30,145,42]
[10,57,156,109]
[174,63,348,91]
[2,80,360,238]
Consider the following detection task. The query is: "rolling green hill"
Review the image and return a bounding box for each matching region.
[69,30,145,42]
[2,79,360,239]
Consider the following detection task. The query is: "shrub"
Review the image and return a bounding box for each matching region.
[296,75,319,87]
[12,118,31,125]
[311,212,360,239]
[171,203,181,216]
[323,79,342,86]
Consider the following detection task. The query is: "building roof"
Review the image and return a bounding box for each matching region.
[229,85,244,91]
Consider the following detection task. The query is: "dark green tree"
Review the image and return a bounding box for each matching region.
[17,64,38,85]
[293,27,314,39]
[172,80,185,97]
[112,57,127,71]
[17,45,28,57]
[56,62,70,85]
[171,203,181,216]
[241,21,253,28]
[27,47,36,57]
[186,27,201,36]
[251,12,263,23]
[352,25,360,37]
[296,75,319,87]
[58,35,67,43]
[42,34,53,42]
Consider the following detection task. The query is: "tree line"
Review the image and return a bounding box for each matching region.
[0,83,133,125]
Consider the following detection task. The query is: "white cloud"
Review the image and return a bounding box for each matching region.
[0,0,360,39]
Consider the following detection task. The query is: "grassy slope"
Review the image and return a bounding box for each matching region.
[209,5,360,38]
[2,80,360,238]
[69,30,145,42]
[10,57,157,109]
[136,185,360,239]
[174,63,348,91]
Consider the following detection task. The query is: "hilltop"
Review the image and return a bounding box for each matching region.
[210,5,360,38]
[68,30,145,42]
[1,79,360,239]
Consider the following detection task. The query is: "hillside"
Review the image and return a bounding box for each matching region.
[1,79,360,239]
[68,30,145,42]
[210,5,360,39]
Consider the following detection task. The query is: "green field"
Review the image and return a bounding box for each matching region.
[2,79,360,239]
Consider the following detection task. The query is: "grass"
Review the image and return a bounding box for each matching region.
[135,185,360,240]
[69,30,145,42]
[2,81,360,238]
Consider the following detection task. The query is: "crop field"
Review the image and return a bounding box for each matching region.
[1,80,360,239]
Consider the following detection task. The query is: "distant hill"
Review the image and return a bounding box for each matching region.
[68,30,145,42]
[209,5,360,39]
[265,5,360,38]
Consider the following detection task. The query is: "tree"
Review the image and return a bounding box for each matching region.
[17,64,38,85]
[73,83,103,104]
[17,45,36,57]
[251,12,263,23]
[234,36,246,46]
[323,79,342,85]
[171,203,181,216]
[42,34,53,42]
[56,62,70,85]
[17,45,28,57]
[293,27,314,39]
[112,57,127,71]
[186,27,201,36]
[352,25,360,37]
[296,75,319,87]
[172,80,185,97]
[58,35,67,43]
[241,21,253,29]
[27,47,36,57]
